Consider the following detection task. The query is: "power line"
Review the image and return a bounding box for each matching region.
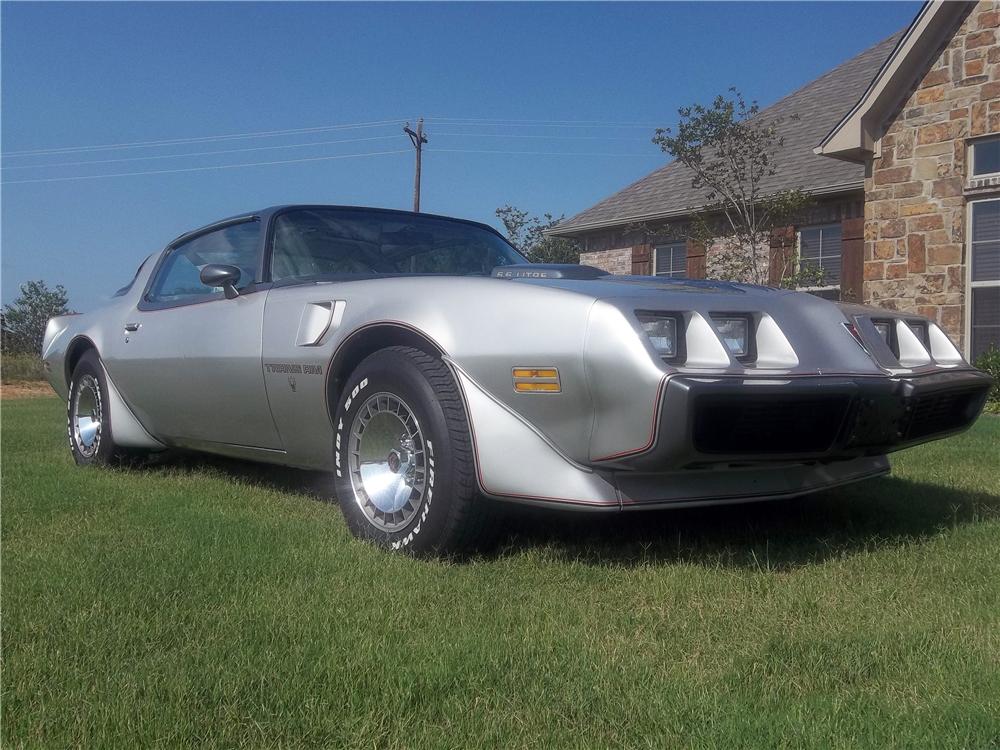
[2,149,411,185]
[432,132,650,141]
[429,148,654,157]
[1,134,402,171]
[425,117,664,129]
[3,145,656,184]
[3,117,664,159]
[2,118,412,158]
[3,132,652,172]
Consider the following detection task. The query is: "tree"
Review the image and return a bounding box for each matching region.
[2,280,71,354]
[495,205,580,264]
[652,88,819,287]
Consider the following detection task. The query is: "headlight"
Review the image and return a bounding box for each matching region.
[636,312,678,358]
[873,320,892,346]
[711,316,749,357]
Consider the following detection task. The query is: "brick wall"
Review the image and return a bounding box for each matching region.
[573,196,860,280]
[580,247,632,274]
[865,1,999,349]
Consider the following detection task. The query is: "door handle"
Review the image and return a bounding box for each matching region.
[124,322,140,332]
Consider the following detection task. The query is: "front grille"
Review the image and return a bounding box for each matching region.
[692,394,851,455]
[903,388,984,440]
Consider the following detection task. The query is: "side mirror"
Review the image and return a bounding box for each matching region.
[200,264,242,299]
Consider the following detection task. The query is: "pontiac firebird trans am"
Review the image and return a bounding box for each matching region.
[43,205,992,553]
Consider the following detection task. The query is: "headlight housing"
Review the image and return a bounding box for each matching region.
[710,315,750,358]
[906,320,930,349]
[873,320,892,346]
[872,319,898,356]
[636,311,680,359]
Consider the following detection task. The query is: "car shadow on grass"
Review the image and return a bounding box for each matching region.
[491,477,1000,569]
[135,451,999,570]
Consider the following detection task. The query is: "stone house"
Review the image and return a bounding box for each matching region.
[816,0,999,359]
[550,0,999,360]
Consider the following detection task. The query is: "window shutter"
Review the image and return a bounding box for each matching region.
[631,243,651,275]
[840,217,865,302]
[686,239,706,278]
[768,226,795,286]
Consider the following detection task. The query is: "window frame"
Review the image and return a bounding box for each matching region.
[652,241,687,278]
[796,223,843,294]
[138,216,263,311]
[970,135,1000,180]
[965,196,1000,360]
[113,256,150,298]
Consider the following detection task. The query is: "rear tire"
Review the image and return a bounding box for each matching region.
[67,350,142,467]
[333,346,495,555]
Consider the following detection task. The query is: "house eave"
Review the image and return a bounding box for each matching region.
[816,0,974,162]
[545,180,865,238]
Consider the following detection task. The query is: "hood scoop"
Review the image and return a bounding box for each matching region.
[492,263,608,280]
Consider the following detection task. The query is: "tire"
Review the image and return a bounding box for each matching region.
[333,346,494,555]
[67,349,141,467]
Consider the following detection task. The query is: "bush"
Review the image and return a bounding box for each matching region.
[974,346,1000,415]
[2,353,46,382]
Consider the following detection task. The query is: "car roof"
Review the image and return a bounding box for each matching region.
[169,204,507,246]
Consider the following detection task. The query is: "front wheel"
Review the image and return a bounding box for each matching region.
[333,346,494,555]
[67,349,142,466]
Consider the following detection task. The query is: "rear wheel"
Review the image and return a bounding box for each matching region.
[67,350,141,466]
[333,346,494,555]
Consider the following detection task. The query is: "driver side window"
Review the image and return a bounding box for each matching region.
[148,220,260,305]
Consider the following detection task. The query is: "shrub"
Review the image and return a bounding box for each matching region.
[974,346,1000,415]
[2,353,46,382]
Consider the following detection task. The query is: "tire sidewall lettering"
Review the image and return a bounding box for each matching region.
[335,371,436,551]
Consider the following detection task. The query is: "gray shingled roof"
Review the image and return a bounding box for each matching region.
[551,30,904,236]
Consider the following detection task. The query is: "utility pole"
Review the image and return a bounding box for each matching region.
[404,118,428,212]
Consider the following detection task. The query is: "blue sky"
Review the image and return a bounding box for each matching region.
[1,1,920,311]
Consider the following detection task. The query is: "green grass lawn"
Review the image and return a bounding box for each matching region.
[3,396,999,749]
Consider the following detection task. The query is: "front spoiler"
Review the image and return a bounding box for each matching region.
[454,363,989,512]
[617,369,992,471]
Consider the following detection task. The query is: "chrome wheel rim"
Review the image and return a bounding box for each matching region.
[348,392,427,532]
[72,375,102,458]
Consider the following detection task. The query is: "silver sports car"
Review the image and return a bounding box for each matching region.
[43,205,992,553]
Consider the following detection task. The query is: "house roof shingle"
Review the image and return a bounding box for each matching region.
[550,30,905,236]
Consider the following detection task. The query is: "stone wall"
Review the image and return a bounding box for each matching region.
[580,247,632,275]
[865,1,999,348]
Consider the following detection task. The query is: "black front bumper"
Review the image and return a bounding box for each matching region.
[623,369,992,471]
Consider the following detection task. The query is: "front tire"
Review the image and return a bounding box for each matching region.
[67,349,139,466]
[333,346,493,555]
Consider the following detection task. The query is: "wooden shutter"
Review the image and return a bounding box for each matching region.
[686,239,706,279]
[840,217,865,302]
[768,226,796,286]
[631,243,652,275]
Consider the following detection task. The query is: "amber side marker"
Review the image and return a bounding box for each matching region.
[512,367,561,393]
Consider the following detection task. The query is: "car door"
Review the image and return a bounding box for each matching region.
[105,218,283,450]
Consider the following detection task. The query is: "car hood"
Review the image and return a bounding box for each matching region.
[503,274,791,301]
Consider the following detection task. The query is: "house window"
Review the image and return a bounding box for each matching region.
[972,136,1000,177]
[798,223,842,291]
[653,242,687,278]
[969,199,1000,360]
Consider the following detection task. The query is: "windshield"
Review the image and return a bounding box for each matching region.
[269,208,525,282]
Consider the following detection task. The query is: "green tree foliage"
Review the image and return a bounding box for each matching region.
[495,205,580,264]
[2,280,71,354]
[653,88,818,287]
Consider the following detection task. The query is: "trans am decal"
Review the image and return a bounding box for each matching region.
[264,363,323,375]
